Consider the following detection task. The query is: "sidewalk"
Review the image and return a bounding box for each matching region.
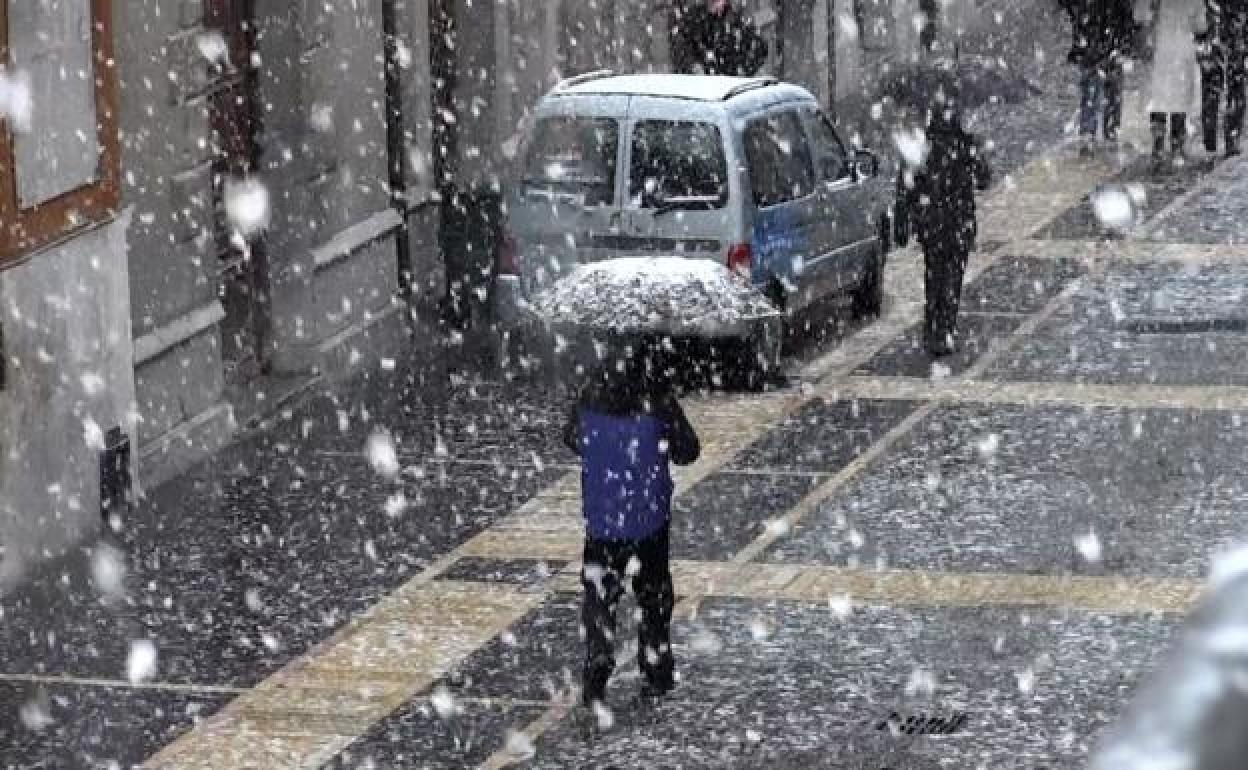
[0,360,571,769]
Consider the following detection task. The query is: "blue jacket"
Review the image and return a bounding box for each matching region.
[564,382,700,541]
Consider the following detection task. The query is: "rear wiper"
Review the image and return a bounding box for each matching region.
[650,194,722,217]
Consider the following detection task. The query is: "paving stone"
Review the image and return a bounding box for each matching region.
[960,256,1084,315]
[325,697,548,770]
[518,598,1176,770]
[767,403,1248,578]
[727,398,920,474]
[1032,156,1211,241]
[0,682,226,770]
[989,262,1248,386]
[1147,157,1248,243]
[438,558,569,585]
[673,472,823,561]
[855,313,1022,379]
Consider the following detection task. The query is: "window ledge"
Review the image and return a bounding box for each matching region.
[311,209,404,272]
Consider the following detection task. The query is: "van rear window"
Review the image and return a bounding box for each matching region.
[523,117,619,206]
[629,121,728,210]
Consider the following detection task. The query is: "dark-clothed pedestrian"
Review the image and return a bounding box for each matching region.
[1067,0,1137,148]
[563,338,700,706]
[1200,0,1248,155]
[897,107,989,357]
[672,0,768,77]
[1137,0,1208,166]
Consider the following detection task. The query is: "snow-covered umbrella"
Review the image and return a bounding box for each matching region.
[527,256,780,337]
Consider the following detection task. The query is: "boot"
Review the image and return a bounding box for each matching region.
[1170,113,1189,163]
[1150,113,1168,169]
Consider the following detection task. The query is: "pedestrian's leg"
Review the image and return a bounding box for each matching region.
[1227,45,1246,154]
[1078,65,1101,139]
[633,528,675,696]
[923,246,942,351]
[1103,62,1123,141]
[581,539,624,703]
[945,244,969,333]
[926,244,957,355]
[1171,113,1189,157]
[1150,112,1168,164]
[1203,56,1224,152]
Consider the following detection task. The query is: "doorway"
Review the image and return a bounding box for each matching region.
[205,0,269,383]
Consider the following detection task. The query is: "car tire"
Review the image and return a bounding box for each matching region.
[732,323,782,393]
[852,247,884,319]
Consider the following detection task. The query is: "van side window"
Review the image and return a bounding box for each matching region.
[523,116,619,206]
[744,110,815,207]
[629,121,728,209]
[806,110,850,181]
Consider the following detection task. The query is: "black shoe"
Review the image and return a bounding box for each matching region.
[1228,143,1241,158]
[582,667,610,706]
[927,335,956,357]
[1078,144,1095,159]
[640,675,675,699]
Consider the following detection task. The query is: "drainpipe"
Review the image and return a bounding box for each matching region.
[382,0,415,310]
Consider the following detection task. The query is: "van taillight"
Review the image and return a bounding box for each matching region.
[727,243,752,278]
[497,232,520,275]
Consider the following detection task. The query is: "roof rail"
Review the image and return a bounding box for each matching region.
[721,76,779,101]
[555,69,616,91]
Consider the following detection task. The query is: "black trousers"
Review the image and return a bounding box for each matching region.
[923,241,969,349]
[581,527,674,694]
[1202,21,1248,151]
[1150,112,1189,155]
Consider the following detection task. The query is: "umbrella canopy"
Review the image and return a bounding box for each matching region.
[527,256,780,336]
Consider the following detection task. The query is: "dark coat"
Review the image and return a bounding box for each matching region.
[898,115,984,257]
[672,3,768,76]
[563,357,700,541]
[895,116,988,255]
[1066,0,1137,65]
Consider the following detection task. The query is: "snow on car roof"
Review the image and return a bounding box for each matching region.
[556,73,778,102]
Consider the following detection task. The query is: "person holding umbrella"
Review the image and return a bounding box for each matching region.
[563,334,700,707]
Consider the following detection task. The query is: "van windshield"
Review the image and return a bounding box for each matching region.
[522,116,619,206]
[629,120,728,209]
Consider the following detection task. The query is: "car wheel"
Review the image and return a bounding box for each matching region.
[732,323,782,393]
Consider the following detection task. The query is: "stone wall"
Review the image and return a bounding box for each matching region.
[0,215,136,588]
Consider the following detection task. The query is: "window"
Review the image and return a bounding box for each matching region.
[523,116,619,206]
[744,110,815,207]
[804,109,850,182]
[0,0,120,267]
[629,120,727,209]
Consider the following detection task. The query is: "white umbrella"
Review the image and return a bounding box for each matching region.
[527,256,780,337]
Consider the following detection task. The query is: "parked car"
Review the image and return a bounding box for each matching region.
[493,72,893,383]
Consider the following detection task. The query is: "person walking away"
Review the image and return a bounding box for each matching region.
[1137,0,1209,168]
[1198,0,1225,153]
[899,106,988,357]
[1068,0,1136,154]
[672,0,769,76]
[563,337,700,706]
[1204,0,1248,154]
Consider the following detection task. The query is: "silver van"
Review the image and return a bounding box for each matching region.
[494,72,893,376]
